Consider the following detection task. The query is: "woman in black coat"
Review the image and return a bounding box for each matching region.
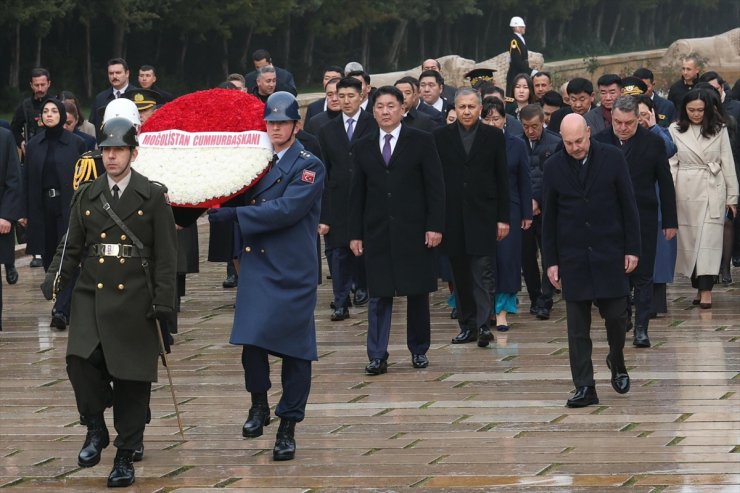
[19,98,86,328]
[482,98,533,331]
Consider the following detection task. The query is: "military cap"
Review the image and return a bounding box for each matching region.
[465,68,497,89]
[123,88,161,111]
[621,76,648,96]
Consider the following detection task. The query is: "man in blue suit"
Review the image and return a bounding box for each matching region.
[208,92,324,461]
[542,114,641,408]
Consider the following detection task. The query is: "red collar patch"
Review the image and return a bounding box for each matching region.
[301,169,316,184]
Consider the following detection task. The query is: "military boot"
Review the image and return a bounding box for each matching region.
[272,419,297,461]
[107,449,135,487]
[78,414,109,467]
[242,392,270,438]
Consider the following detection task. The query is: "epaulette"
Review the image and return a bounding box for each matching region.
[149,180,169,193]
[504,97,515,103]
[73,150,103,190]
[71,180,93,204]
[299,150,312,159]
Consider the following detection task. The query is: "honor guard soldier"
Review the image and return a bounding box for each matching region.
[43,117,177,487]
[208,91,325,461]
[506,16,533,97]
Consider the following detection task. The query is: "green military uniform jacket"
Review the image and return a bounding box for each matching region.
[54,169,177,382]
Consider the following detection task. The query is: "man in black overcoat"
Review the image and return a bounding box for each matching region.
[434,88,510,348]
[542,114,641,408]
[0,128,23,331]
[349,86,445,374]
[318,77,377,319]
[594,95,677,348]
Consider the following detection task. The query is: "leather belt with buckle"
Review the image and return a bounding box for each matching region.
[91,243,134,258]
[46,189,61,198]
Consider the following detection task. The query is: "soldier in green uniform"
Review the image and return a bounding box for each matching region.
[43,117,177,488]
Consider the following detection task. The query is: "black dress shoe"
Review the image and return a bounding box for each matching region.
[535,306,550,320]
[273,419,296,461]
[78,417,110,467]
[5,266,18,285]
[353,288,369,306]
[529,305,537,315]
[330,296,352,310]
[222,274,238,288]
[477,327,493,347]
[330,307,349,321]
[606,354,630,394]
[496,324,509,332]
[733,256,740,267]
[566,386,599,407]
[365,358,388,375]
[107,449,135,487]
[411,354,428,368]
[242,392,271,438]
[451,329,477,344]
[50,312,68,331]
[30,257,43,268]
[632,326,651,348]
[450,308,457,319]
[133,444,144,462]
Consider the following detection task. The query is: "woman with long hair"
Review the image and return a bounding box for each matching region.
[669,89,738,308]
[506,74,535,117]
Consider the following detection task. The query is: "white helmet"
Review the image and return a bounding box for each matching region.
[510,16,526,28]
[102,98,141,126]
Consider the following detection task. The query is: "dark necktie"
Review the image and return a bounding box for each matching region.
[269,153,278,171]
[382,134,392,166]
[111,185,120,206]
[115,90,121,99]
[346,118,355,140]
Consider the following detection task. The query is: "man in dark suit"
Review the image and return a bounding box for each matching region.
[594,95,677,348]
[548,78,596,133]
[519,104,562,320]
[394,76,436,133]
[318,77,377,320]
[633,68,675,127]
[542,113,641,408]
[304,65,344,124]
[506,16,532,97]
[667,54,701,110]
[434,88,510,348]
[0,127,22,331]
[244,49,297,96]
[419,70,452,116]
[584,74,622,134]
[89,58,138,134]
[422,58,457,103]
[349,86,445,374]
[304,77,341,136]
[137,65,174,103]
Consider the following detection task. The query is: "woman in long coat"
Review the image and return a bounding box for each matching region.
[482,97,532,331]
[669,89,738,307]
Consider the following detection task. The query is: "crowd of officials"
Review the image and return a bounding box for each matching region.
[1,16,739,487]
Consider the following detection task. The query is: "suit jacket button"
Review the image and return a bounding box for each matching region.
[98,257,105,264]
[117,284,125,290]
[100,232,107,239]
[85,210,91,216]
[138,210,144,216]
[97,283,104,289]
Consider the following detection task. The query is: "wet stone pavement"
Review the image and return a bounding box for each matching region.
[1,220,738,492]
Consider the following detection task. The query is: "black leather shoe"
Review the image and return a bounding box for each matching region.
[365,358,388,375]
[330,307,349,321]
[451,329,477,344]
[330,296,352,310]
[30,257,43,268]
[5,266,18,285]
[273,419,296,461]
[733,256,740,267]
[606,354,630,394]
[411,354,428,368]
[477,327,493,347]
[566,386,599,407]
[450,308,457,319]
[222,274,237,288]
[535,306,550,320]
[529,305,537,315]
[132,444,144,462]
[633,326,651,348]
[242,392,271,438]
[107,449,135,487]
[353,288,369,306]
[78,416,109,467]
[50,312,68,331]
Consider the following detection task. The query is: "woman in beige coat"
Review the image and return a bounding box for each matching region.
[669,89,738,307]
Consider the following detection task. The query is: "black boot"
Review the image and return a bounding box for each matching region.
[272,419,296,461]
[78,415,109,467]
[633,326,651,348]
[242,393,270,438]
[107,449,135,487]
